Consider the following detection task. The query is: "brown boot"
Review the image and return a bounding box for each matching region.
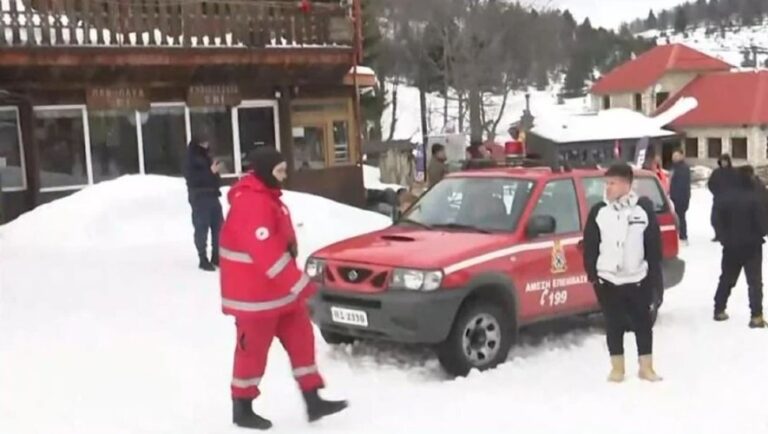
[607,355,625,383]
[749,315,767,328]
[638,355,662,382]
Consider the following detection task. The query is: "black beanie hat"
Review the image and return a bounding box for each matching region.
[247,146,286,189]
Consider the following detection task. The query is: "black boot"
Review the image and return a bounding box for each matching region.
[232,398,272,430]
[303,389,348,422]
[211,250,220,267]
[199,256,216,272]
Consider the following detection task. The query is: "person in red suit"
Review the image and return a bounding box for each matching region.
[219,146,347,430]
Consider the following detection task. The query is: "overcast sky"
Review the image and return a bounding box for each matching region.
[531,0,690,29]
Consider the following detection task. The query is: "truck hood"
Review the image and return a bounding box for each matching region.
[313,226,515,270]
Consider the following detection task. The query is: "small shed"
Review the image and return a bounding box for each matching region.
[526,108,680,168]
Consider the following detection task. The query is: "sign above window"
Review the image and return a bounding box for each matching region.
[187,85,242,107]
[86,87,150,111]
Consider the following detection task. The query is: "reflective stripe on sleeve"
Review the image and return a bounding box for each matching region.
[219,247,253,264]
[266,253,292,278]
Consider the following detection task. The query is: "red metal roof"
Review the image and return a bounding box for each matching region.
[591,44,731,94]
[655,70,768,127]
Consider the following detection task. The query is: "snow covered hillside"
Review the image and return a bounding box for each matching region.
[640,23,768,67]
[2,177,768,433]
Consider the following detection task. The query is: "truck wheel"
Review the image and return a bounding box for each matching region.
[437,301,514,377]
[320,329,356,345]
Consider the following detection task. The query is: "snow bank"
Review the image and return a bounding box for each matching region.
[363,165,405,191]
[0,175,391,257]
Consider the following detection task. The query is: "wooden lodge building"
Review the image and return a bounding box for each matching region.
[0,0,373,221]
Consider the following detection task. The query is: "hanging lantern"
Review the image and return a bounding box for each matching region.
[298,0,312,13]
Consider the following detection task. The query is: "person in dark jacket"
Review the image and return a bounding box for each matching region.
[669,149,691,243]
[713,165,768,328]
[583,163,663,383]
[708,154,738,241]
[427,143,448,188]
[183,137,223,272]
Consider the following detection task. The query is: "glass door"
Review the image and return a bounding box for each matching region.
[292,124,327,170]
[235,104,278,172]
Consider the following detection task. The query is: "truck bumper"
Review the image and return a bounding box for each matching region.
[309,287,470,344]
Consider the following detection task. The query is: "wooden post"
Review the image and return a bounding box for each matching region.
[17,99,39,210]
[277,86,294,173]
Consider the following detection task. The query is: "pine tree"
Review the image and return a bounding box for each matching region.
[658,10,671,29]
[674,7,689,33]
[646,10,658,29]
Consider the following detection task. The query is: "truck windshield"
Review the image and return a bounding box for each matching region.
[400,177,535,232]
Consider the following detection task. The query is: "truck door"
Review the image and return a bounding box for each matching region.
[516,178,588,321]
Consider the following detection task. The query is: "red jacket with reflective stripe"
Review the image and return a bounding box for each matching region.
[219,175,315,319]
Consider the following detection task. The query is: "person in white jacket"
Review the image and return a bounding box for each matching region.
[582,163,663,383]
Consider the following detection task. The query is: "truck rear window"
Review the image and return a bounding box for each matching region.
[582,176,668,213]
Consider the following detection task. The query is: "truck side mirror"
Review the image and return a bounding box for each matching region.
[526,215,556,238]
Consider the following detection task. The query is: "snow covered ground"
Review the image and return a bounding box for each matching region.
[2,176,768,434]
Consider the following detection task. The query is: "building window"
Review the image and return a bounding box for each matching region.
[88,111,140,183]
[602,95,611,110]
[189,107,234,175]
[655,92,670,108]
[707,138,723,158]
[293,125,326,170]
[685,137,698,158]
[142,105,187,176]
[291,99,356,171]
[0,108,24,191]
[634,93,642,111]
[33,107,89,189]
[731,137,748,160]
[332,121,351,163]
[236,104,278,172]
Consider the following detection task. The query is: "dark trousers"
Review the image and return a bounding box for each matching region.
[673,201,688,240]
[714,244,763,317]
[594,280,654,357]
[189,194,223,260]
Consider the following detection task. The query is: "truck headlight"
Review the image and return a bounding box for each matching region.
[305,257,326,281]
[390,269,443,291]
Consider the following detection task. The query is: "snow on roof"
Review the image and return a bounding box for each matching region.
[591,43,732,94]
[531,108,678,144]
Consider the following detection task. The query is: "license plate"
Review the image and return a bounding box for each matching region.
[330,306,369,327]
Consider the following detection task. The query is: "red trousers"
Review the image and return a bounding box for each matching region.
[231,305,324,399]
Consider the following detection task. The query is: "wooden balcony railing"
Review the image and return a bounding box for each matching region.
[0,0,354,48]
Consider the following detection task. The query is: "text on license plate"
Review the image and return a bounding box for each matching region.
[330,306,369,327]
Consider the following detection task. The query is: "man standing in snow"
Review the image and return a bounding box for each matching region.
[669,149,691,244]
[708,154,738,241]
[183,137,223,272]
[712,165,768,328]
[583,163,663,383]
[427,143,448,188]
[219,146,347,430]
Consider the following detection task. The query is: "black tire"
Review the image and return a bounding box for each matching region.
[437,300,515,377]
[320,329,357,345]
